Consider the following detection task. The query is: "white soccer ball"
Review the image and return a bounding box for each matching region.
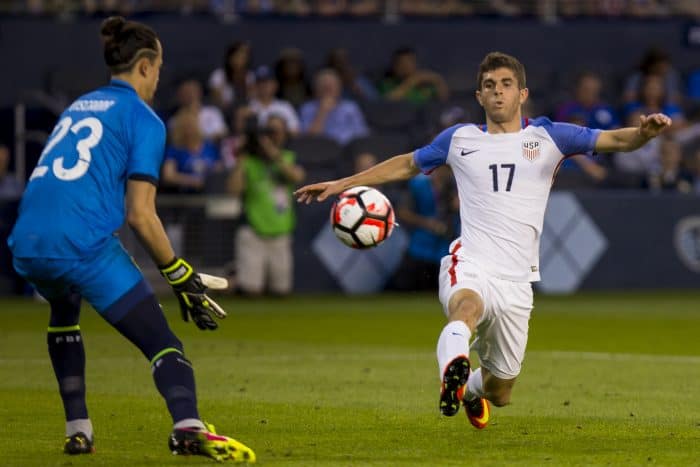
[330,186,395,249]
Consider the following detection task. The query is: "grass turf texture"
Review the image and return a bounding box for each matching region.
[0,291,699,466]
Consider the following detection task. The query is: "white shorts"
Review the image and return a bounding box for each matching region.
[438,250,533,380]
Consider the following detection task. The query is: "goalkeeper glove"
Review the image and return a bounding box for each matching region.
[159,257,228,330]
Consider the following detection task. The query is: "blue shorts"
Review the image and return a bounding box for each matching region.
[13,238,147,320]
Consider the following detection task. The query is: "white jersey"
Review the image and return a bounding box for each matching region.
[414,117,600,282]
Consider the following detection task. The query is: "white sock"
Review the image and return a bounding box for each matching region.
[466,367,484,400]
[174,418,206,431]
[66,418,93,439]
[436,321,471,377]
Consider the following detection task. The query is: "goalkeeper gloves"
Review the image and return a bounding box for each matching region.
[159,257,228,330]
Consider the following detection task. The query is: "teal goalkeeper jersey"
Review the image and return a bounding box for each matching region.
[8,79,166,259]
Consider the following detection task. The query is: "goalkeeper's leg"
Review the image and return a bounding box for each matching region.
[103,280,255,462]
[46,292,95,454]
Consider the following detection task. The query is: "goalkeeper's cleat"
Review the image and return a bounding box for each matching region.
[439,355,470,417]
[168,422,256,463]
[464,397,490,429]
[63,432,94,455]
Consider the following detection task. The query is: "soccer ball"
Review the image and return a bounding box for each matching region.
[330,186,395,249]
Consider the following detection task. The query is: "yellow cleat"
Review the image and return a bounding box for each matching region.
[464,397,490,429]
[168,422,256,463]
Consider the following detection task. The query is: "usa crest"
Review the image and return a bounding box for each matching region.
[522,140,541,161]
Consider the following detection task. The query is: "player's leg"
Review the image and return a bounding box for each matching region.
[267,233,293,295]
[436,253,486,417]
[12,257,96,453]
[480,367,516,406]
[235,225,266,295]
[463,278,532,428]
[73,241,255,462]
[46,292,96,454]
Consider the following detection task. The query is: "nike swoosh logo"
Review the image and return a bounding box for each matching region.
[451,332,464,336]
[460,149,478,156]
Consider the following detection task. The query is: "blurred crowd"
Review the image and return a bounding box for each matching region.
[7,0,700,20]
[139,43,700,198]
[3,38,700,294]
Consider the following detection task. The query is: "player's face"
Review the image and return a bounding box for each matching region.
[476,67,528,125]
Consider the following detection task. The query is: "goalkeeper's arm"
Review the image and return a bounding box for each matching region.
[126,179,176,266]
[126,180,228,330]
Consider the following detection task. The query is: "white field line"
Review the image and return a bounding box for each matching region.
[1,350,700,365]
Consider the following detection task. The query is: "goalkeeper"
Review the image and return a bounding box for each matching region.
[7,16,254,463]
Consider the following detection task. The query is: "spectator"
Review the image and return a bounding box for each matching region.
[227,115,305,295]
[274,47,311,108]
[399,0,474,16]
[623,47,682,104]
[0,145,22,199]
[623,74,686,131]
[300,68,369,144]
[325,47,379,101]
[275,0,312,15]
[248,65,300,135]
[644,138,694,193]
[555,71,619,130]
[162,110,223,193]
[614,109,661,182]
[171,79,229,141]
[316,0,346,15]
[347,0,381,15]
[208,41,254,109]
[379,47,449,104]
[392,165,457,291]
[219,104,255,169]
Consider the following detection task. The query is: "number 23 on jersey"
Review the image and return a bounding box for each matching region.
[30,116,103,182]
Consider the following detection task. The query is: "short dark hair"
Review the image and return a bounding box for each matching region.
[392,46,416,58]
[100,16,159,74]
[476,52,526,90]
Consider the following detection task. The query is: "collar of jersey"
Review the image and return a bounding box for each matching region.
[480,117,530,133]
[110,79,137,93]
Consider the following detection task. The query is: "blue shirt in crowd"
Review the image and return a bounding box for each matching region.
[165,142,220,179]
[405,174,452,264]
[299,99,369,145]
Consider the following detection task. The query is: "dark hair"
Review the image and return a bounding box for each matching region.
[639,47,669,74]
[101,16,159,74]
[224,41,251,83]
[392,46,416,59]
[476,52,526,90]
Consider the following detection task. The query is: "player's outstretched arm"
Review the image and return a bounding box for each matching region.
[126,180,228,330]
[595,113,672,153]
[295,153,420,204]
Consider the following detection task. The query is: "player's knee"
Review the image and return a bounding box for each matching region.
[447,290,484,329]
[151,332,184,360]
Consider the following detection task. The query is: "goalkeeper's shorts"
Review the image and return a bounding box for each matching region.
[13,237,149,321]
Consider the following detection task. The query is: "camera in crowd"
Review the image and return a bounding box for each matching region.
[243,115,275,158]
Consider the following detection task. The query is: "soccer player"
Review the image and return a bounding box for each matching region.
[295,52,671,429]
[7,17,255,462]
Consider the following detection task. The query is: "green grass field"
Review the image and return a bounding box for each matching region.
[1,291,699,466]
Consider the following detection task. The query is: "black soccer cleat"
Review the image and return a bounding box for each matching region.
[63,432,94,454]
[439,356,471,417]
